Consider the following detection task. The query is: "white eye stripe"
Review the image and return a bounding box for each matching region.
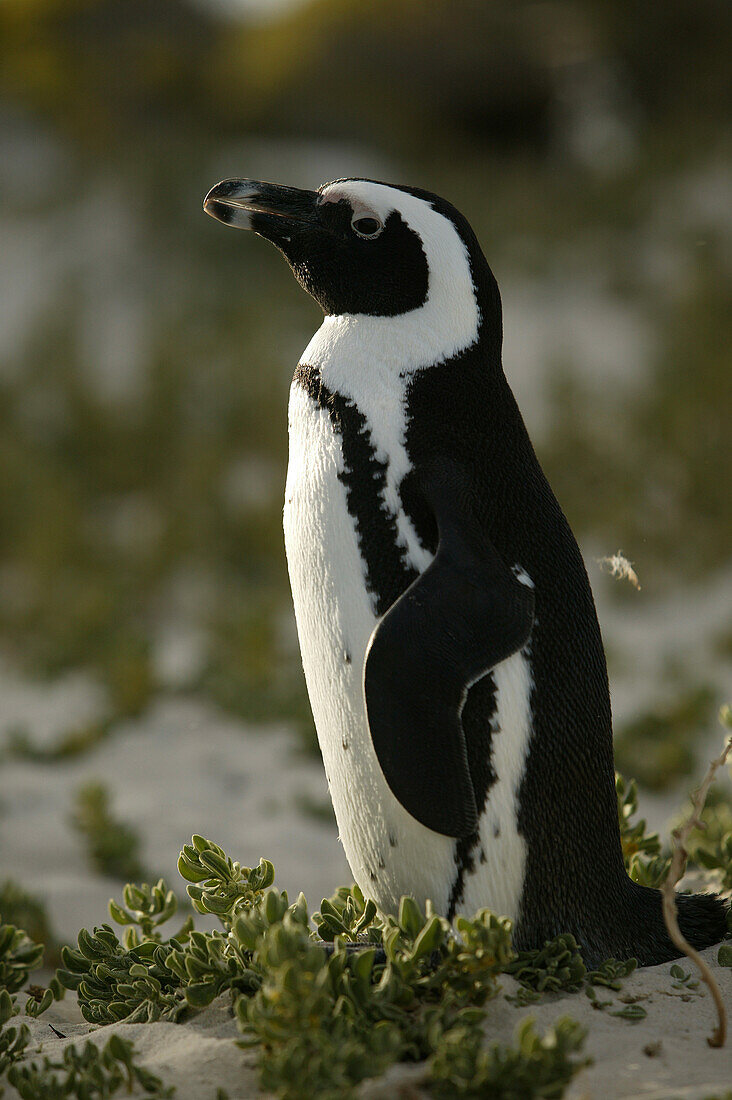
[351,214,383,239]
[309,179,479,372]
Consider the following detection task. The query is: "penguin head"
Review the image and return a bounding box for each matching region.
[204,177,502,353]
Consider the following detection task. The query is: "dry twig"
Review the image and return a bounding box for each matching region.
[660,720,732,1048]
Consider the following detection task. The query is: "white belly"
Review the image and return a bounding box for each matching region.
[284,382,456,913]
[283,381,530,922]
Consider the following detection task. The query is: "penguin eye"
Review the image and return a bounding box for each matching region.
[351,215,383,239]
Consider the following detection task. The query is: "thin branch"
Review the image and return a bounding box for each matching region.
[660,728,732,1048]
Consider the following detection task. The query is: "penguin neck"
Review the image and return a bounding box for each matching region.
[299,311,477,456]
[402,343,542,502]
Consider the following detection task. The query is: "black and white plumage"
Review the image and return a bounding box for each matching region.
[204,176,727,966]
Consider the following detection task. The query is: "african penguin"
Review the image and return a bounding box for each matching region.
[204,176,727,966]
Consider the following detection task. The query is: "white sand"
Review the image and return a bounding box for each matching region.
[0,671,350,944]
[7,947,730,1099]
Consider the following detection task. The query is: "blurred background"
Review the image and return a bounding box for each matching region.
[0,0,730,949]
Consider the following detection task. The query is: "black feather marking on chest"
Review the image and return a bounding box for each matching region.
[293,363,418,615]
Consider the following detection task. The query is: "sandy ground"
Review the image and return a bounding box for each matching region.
[7,947,731,1099]
[0,675,350,945]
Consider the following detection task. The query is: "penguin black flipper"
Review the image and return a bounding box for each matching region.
[364,458,535,839]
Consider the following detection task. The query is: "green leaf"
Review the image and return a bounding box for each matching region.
[198,850,232,880]
[0,988,17,1025]
[354,900,378,934]
[185,981,219,1007]
[25,988,53,1017]
[717,944,732,967]
[77,929,110,962]
[177,854,206,883]
[412,916,443,960]
[398,896,423,939]
[60,945,90,974]
[610,1004,647,1021]
[108,900,134,925]
[106,1032,134,1064]
[352,948,375,987]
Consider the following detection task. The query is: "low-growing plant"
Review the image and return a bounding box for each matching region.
[505,934,586,993]
[613,686,716,791]
[609,1004,647,1022]
[59,923,188,1025]
[55,849,293,1024]
[45,839,591,1098]
[237,895,515,1098]
[616,774,671,887]
[429,1015,590,1099]
[238,916,401,1099]
[4,820,728,1099]
[586,956,637,990]
[669,962,698,989]
[58,881,201,1024]
[177,836,276,927]
[108,880,193,948]
[0,988,31,1076]
[5,719,114,764]
[313,882,380,943]
[0,917,43,996]
[6,1033,173,1099]
[507,947,638,1012]
[0,882,57,961]
[617,753,732,892]
[682,802,732,892]
[0,913,45,1074]
[0,905,64,1021]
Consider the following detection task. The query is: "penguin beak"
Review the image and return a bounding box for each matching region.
[203,179,320,235]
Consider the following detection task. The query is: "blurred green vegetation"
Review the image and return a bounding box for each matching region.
[71,781,154,882]
[541,245,732,581]
[0,0,729,776]
[0,881,60,966]
[613,686,716,791]
[2,0,730,155]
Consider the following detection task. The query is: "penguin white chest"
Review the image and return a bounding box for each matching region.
[283,380,458,913]
[284,375,533,924]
